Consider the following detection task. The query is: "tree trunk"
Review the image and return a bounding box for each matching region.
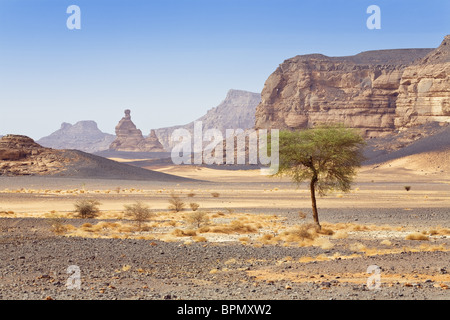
[310,177,321,230]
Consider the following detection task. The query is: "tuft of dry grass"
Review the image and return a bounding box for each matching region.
[211,192,220,198]
[331,230,349,239]
[172,229,197,237]
[280,224,318,242]
[202,220,258,234]
[428,227,450,236]
[406,232,429,241]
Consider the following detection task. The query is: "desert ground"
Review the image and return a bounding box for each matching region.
[0,160,449,301]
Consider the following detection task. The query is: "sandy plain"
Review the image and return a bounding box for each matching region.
[0,160,449,300]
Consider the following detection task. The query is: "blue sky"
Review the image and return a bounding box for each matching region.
[0,0,449,139]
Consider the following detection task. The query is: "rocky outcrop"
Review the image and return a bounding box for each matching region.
[155,89,261,150]
[395,35,450,129]
[109,110,165,152]
[0,135,68,175]
[255,36,450,137]
[0,135,190,180]
[37,121,115,153]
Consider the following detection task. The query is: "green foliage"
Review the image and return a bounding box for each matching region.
[272,124,366,228]
[275,125,366,195]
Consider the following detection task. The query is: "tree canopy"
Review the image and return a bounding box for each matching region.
[274,125,366,229]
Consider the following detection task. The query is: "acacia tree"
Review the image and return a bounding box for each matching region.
[274,125,366,230]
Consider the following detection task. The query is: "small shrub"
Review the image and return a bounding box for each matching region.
[187,193,196,198]
[45,212,67,235]
[211,192,220,198]
[404,186,411,191]
[74,200,101,219]
[189,203,200,211]
[186,211,209,228]
[168,192,185,212]
[124,202,154,230]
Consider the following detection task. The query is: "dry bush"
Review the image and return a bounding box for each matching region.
[406,232,429,241]
[168,192,185,212]
[187,193,196,198]
[74,199,101,219]
[186,211,209,228]
[189,203,200,212]
[211,192,220,198]
[45,212,68,235]
[380,239,392,246]
[124,202,154,230]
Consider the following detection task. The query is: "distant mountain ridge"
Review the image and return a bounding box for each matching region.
[155,89,261,150]
[37,121,115,153]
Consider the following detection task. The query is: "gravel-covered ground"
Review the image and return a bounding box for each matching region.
[0,176,448,301]
[0,216,448,301]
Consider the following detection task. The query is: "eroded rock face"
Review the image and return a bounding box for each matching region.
[395,36,450,129]
[255,36,450,137]
[109,110,166,152]
[0,135,68,176]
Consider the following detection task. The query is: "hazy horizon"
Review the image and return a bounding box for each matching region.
[1,0,449,140]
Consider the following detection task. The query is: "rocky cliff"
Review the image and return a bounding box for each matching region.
[37,121,115,153]
[109,110,165,152]
[155,89,261,150]
[255,35,450,137]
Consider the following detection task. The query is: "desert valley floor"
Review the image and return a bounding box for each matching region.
[0,163,449,300]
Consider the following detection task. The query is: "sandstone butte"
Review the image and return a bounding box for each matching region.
[109,109,166,152]
[255,35,450,138]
